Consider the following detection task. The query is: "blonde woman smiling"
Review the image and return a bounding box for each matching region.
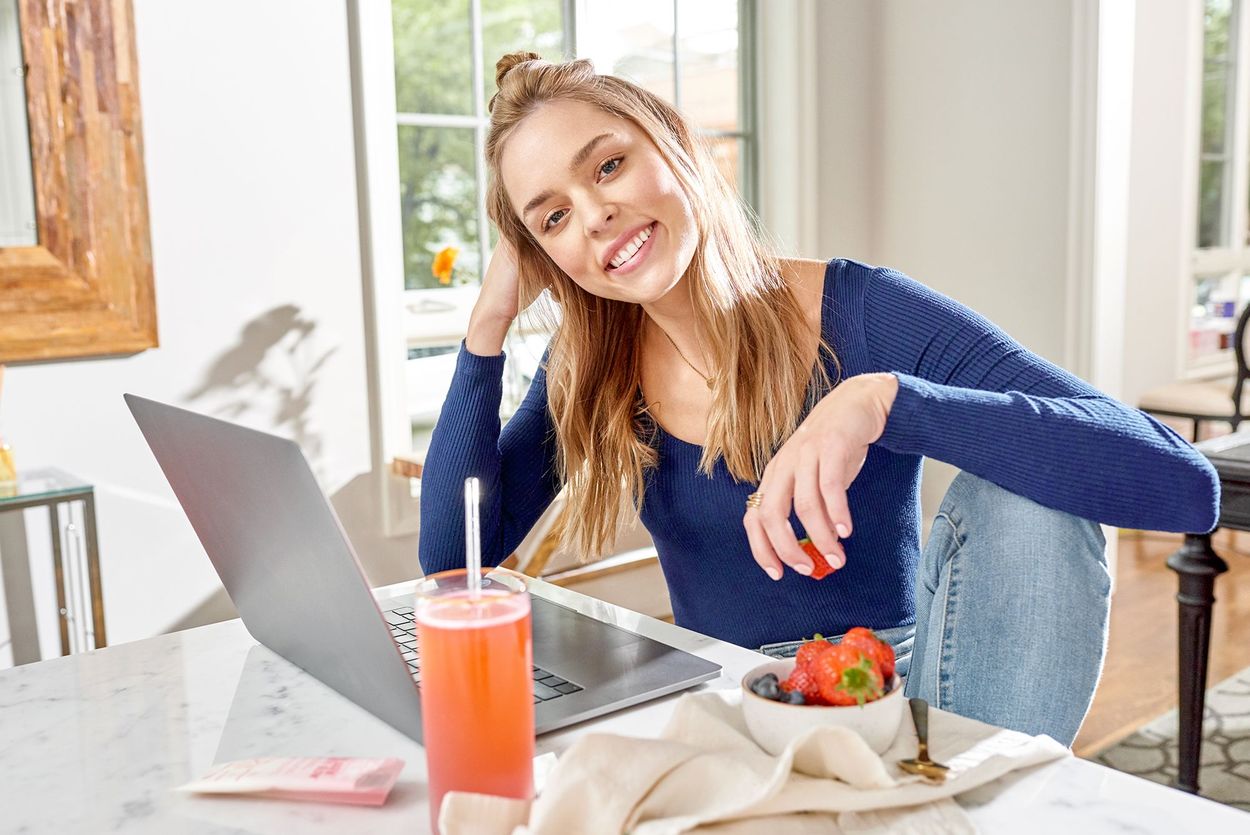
[419,52,1218,747]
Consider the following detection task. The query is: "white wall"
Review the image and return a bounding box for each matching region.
[815,0,1075,364]
[815,1,1081,523]
[814,0,1204,414]
[1,0,418,653]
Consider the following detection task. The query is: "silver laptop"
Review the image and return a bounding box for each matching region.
[125,394,720,743]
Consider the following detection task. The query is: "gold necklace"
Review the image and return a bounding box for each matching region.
[657,325,715,390]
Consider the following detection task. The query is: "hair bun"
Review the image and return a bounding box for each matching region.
[495,51,543,89]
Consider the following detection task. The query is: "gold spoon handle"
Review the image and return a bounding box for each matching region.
[909,697,932,761]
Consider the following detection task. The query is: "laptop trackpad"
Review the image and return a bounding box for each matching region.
[532,598,675,686]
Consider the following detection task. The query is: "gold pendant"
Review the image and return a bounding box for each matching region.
[706,378,714,390]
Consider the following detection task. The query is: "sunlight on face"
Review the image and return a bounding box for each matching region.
[500,100,699,306]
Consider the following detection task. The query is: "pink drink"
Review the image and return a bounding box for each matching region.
[415,569,533,833]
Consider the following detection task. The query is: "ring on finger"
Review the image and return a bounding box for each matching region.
[745,491,764,509]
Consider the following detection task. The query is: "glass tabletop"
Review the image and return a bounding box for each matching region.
[0,467,93,506]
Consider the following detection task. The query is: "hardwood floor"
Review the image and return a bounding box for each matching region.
[1073,529,1250,758]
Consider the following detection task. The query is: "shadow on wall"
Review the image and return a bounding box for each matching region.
[163,306,346,635]
[182,305,336,469]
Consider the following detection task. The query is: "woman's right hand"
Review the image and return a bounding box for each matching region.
[466,237,521,356]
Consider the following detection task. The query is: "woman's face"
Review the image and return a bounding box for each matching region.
[500,99,699,306]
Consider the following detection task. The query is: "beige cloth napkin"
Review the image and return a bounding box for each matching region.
[440,689,1069,835]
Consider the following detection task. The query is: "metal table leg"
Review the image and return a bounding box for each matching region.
[0,509,39,664]
[81,493,106,648]
[49,503,69,655]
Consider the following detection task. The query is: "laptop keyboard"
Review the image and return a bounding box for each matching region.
[385,605,583,705]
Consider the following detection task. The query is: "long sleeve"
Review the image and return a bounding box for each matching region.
[417,343,561,575]
[858,266,1219,533]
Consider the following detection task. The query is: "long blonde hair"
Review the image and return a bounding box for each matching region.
[485,52,837,560]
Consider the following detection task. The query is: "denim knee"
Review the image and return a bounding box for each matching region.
[915,471,1111,744]
[936,471,1108,584]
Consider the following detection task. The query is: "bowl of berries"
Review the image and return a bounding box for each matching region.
[742,627,904,756]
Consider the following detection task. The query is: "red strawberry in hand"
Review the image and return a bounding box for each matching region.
[797,538,840,580]
[814,643,885,706]
[842,627,896,681]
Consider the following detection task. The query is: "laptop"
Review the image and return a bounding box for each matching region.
[125,394,721,743]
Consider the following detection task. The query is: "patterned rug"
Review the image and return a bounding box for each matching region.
[1091,667,1250,812]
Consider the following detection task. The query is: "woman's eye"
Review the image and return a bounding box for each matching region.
[599,157,621,178]
[541,159,621,231]
[543,209,566,230]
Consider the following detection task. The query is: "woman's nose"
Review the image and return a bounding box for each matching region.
[582,200,617,236]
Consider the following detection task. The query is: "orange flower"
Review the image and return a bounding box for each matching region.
[432,246,460,285]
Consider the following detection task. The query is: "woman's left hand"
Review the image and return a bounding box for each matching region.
[743,373,899,580]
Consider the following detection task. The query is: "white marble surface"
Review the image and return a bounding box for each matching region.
[0,576,1246,834]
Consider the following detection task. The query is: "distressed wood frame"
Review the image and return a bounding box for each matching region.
[0,0,156,363]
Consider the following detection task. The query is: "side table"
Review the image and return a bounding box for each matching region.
[1167,431,1250,795]
[0,467,106,663]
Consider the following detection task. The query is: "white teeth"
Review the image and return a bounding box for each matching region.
[609,224,653,269]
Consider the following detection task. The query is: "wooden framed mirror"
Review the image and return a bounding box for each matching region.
[0,0,156,363]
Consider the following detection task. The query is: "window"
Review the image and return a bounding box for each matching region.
[1190,0,1250,372]
[390,0,757,453]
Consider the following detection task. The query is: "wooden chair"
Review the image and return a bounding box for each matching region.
[1138,303,1250,441]
[392,452,566,578]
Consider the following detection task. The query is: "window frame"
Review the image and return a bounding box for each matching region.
[351,0,776,536]
[1187,0,1250,378]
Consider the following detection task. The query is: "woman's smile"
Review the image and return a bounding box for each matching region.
[606,221,658,276]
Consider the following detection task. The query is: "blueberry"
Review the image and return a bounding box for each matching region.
[750,673,781,700]
[780,689,805,705]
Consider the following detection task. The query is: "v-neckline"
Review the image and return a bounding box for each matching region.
[648,258,837,452]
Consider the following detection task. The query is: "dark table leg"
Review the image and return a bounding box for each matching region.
[1166,532,1229,794]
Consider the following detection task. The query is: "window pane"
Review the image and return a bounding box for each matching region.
[1199,0,1236,248]
[580,0,676,103]
[408,344,460,450]
[1203,68,1230,155]
[1199,158,1227,248]
[1190,272,1237,363]
[1205,0,1234,65]
[397,125,482,290]
[677,0,739,131]
[481,0,565,111]
[393,0,474,115]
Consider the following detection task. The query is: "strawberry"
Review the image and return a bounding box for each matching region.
[795,635,833,671]
[780,664,826,705]
[841,627,896,681]
[814,643,885,706]
[797,538,839,580]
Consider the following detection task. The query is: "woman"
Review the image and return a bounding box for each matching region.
[419,52,1219,746]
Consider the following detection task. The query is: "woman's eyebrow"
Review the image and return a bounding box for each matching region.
[521,132,617,223]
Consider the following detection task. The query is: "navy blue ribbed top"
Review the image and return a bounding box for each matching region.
[418,259,1219,648]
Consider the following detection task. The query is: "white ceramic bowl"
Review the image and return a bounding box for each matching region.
[740,658,905,755]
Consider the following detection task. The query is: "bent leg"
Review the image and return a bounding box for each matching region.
[904,471,1110,746]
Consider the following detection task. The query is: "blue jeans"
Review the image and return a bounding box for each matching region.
[762,471,1111,747]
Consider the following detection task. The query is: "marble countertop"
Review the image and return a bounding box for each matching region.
[1,577,1245,834]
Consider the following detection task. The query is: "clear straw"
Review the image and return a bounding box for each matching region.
[464,477,481,599]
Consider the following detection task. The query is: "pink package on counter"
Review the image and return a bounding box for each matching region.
[178,757,405,806]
